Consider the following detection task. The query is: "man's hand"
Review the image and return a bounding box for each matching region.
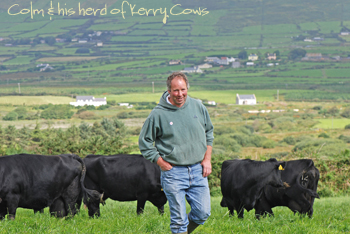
[201,145,212,177]
[201,159,212,177]
[157,157,173,171]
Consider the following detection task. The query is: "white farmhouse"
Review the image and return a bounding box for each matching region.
[236,94,256,105]
[70,96,107,107]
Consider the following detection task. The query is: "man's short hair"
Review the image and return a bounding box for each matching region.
[167,72,189,90]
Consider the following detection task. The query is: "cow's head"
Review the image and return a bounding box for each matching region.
[266,159,286,188]
[148,189,167,213]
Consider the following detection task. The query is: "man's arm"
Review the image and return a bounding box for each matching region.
[201,145,212,177]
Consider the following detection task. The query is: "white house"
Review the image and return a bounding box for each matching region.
[236,94,256,105]
[70,96,107,107]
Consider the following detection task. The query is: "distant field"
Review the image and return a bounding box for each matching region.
[0,96,74,105]
[315,119,350,129]
[36,56,106,62]
[104,89,281,104]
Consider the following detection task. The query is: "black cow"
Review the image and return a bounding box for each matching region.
[220,158,286,218]
[0,154,101,220]
[254,159,320,218]
[83,154,167,217]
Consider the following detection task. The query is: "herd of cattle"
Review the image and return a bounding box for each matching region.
[0,154,319,220]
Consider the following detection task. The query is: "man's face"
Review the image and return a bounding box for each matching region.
[168,76,188,108]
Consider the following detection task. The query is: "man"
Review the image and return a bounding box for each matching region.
[139,72,214,234]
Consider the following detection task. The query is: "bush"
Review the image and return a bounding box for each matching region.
[312,105,322,110]
[76,111,99,120]
[338,135,350,143]
[3,112,18,121]
[345,124,350,129]
[214,135,241,152]
[318,132,330,138]
[283,136,296,145]
[293,138,347,156]
[261,140,276,149]
[13,107,27,120]
[341,108,350,118]
[40,105,74,119]
[97,104,110,110]
[214,126,235,135]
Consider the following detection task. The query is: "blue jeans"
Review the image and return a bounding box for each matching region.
[160,163,211,233]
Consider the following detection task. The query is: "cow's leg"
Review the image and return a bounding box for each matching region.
[50,197,67,218]
[136,195,147,215]
[255,200,274,219]
[34,209,44,214]
[6,195,20,220]
[61,175,81,217]
[236,205,244,219]
[0,201,8,220]
[225,203,235,217]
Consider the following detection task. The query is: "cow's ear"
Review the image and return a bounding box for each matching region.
[277,162,286,171]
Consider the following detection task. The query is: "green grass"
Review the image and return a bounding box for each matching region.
[0,196,349,233]
[0,96,75,105]
[315,119,350,129]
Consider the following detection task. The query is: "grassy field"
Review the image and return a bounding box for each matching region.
[0,96,75,105]
[315,119,350,129]
[0,196,348,233]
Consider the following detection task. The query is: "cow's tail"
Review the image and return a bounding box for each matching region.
[73,155,103,203]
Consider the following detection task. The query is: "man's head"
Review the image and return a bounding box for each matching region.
[167,72,189,108]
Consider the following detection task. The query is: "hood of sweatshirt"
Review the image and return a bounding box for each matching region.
[155,91,190,111]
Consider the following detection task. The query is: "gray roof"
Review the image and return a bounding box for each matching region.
[76,96,94,101]
[238,94,255,99]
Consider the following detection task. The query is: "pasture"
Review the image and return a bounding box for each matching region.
[1,196,349,233]
[0,96,75,105]
[315,119,350,129]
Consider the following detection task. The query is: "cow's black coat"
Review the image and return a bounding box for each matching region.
[83,154,167,217]
[0,154,101,219]
[254,159,320,218]
[220,158,286,218]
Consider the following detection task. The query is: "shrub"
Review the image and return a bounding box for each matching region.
[3,112,18,121]
[76,111,99,120]
[261,140,276,148]
[13,107,27,120]
[312,106,322,110]
[214,126,235,135]
[40,105,74,119]
[283,136,296,145]
[318,132,330,138]
[345,124,350,129]
[231,133,250,146]
[341,108,350,118]
[214,135,241,152]
[97,104,110,110]
[293,138,347,156]
[338,135,350,143]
